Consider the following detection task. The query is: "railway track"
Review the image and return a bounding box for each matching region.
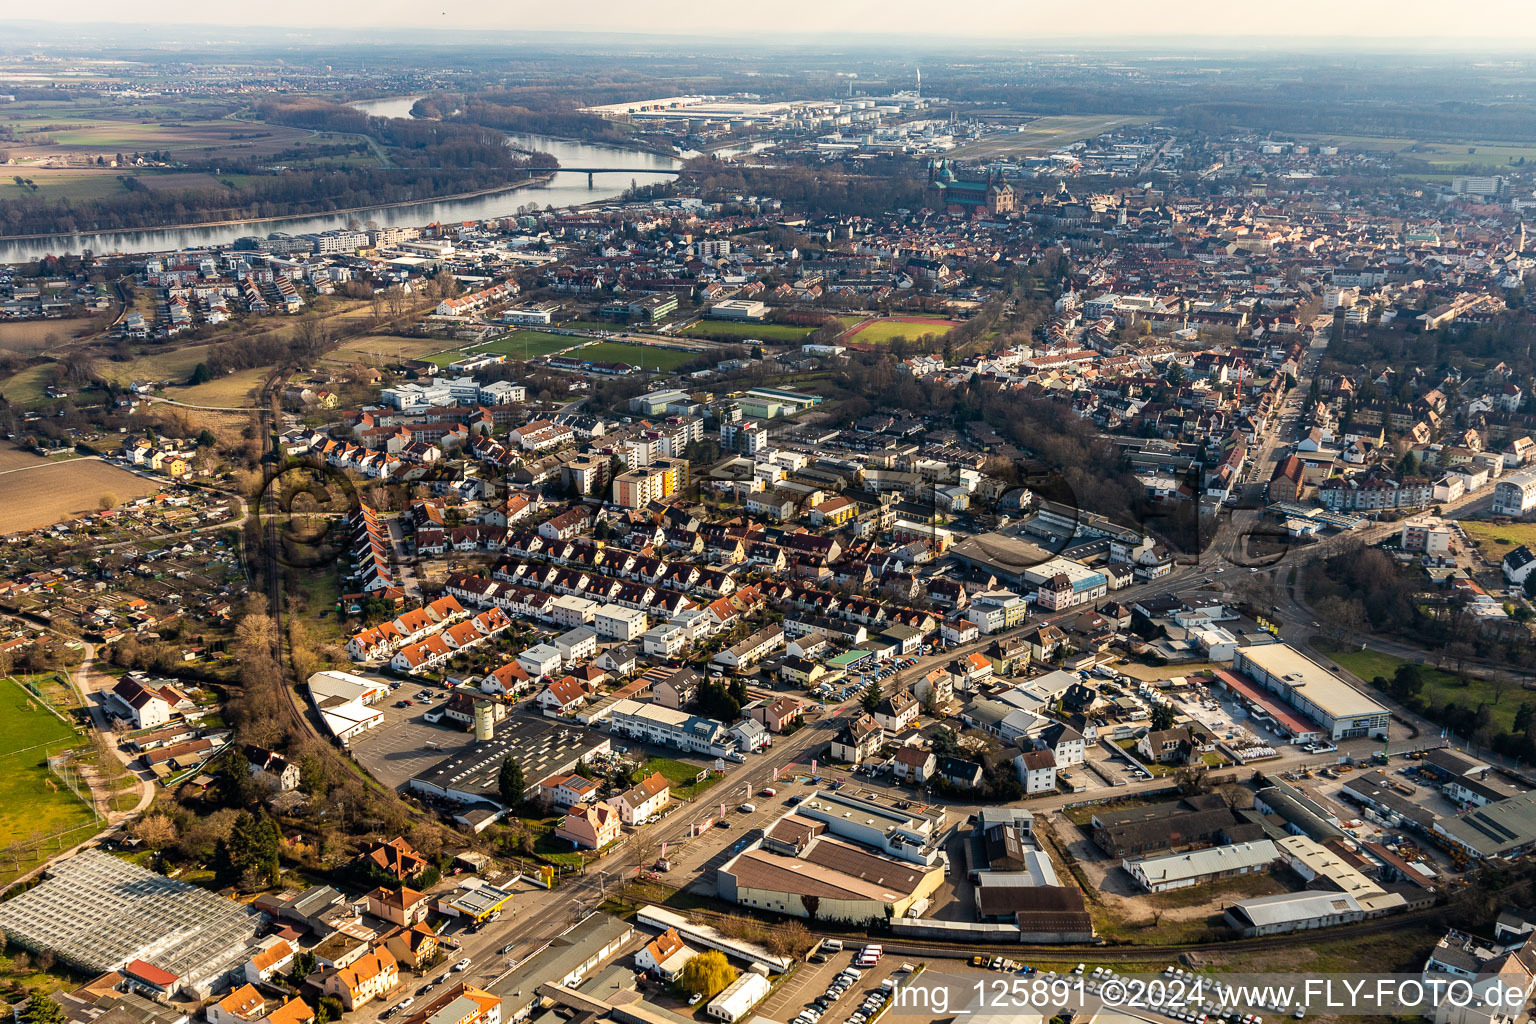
[643,889,1451,962]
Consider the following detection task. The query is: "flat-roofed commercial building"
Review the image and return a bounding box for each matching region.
[401,985,501,1024]
[607,698,728,755]
[791,789,945,865]
[1231,643,1389,740]
[407,718,611,807]
[1225,891,1365,937]
[307,670,389,746]
[708,299,769,321]
[487,914,634,1022]
[706,971,771,1023]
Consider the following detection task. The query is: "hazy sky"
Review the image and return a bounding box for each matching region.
[24,0,1536,40]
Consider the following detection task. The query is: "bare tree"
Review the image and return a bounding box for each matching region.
[131,813,179,852]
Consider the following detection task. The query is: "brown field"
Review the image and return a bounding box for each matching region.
[322,334,456,367]
[172,366,270,407]
[138,172,225,193]
[96,343,218,386]
[0,459,160,534]
[0,317,100,354]
[0,447,50,473]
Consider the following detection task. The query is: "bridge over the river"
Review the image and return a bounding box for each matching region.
[523,166,684,188]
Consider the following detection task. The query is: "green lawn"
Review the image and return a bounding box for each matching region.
[680,321,813,344]
[532,829,587,870]
[635,757,720,800]
[1328,647,1523,735]
[0,679,96,882]
[0,364,59,407]
[3,171,142,202]
[1455,519,1536,562]
[579,342,700,370]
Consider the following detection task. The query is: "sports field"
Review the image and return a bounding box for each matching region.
[680,321,812,343]
[480,331,582,361]
[579,341,700,370]
[950,114,1153,158]
[843,316,957,345]
[0,677,94,880]
[0,459,161,534]
[324,334,457,367]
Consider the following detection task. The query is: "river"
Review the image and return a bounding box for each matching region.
[0,97,681,264]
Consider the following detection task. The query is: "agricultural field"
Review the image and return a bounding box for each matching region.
[951,114,1153,158]
[679,320,813,343]
[578,341,700,370]
[1298,134,1536,170]
[0,448,50,473]
[843,315,957,346]
[4,115,314,162]
[0,459,161,534]
[0,678,94,882]
[3,166,143,202]
[0,317,101,354]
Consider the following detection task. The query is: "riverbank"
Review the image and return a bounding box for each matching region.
[0,172,556,246]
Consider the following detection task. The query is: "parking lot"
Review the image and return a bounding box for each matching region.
[755,946,909,1024]
[1161,680,1290,759]
[348,685,481,788]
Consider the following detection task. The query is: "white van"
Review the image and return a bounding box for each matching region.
[739,802,756,813]
[822,939,843,953]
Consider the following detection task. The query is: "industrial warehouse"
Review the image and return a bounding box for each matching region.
[717,824,944,924]
[1228,644,1391,741]
[406,717,611,809]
